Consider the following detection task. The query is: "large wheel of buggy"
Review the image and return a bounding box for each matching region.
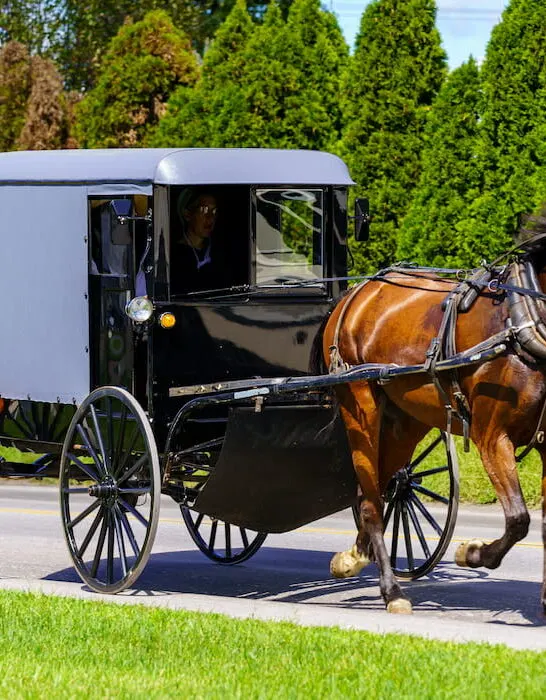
[181,506,267,564]
[353,429,459,579]
[60,386,160,593]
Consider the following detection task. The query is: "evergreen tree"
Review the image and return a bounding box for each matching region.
[339,0,447,275]
[74,11,199,149]
[0,40,31,151]
[150,0,255,147]
[397,58,482,268]
[466,0,546,259]
[153,0,348,150]
[18,55,70,150]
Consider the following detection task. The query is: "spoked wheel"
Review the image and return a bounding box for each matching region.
[181,506,267,564]
[353,429,459,579]
[60,386,160,593]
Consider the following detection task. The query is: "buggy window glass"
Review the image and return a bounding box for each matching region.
[255,188,324,286]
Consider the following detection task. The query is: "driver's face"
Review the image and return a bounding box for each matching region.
[187,195,218,240]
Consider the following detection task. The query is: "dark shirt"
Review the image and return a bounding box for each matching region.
[171,240,221,296]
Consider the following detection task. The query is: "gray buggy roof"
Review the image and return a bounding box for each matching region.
[0,148,354,189]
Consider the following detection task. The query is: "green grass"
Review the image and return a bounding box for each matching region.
[0,590,543,698]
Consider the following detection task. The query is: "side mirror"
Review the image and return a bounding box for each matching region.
[109,199,133,245]
[354,198,370,242]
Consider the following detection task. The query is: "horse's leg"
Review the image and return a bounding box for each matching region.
[539,449,546,615]
[455,431,530,569]
[330,384,418,614]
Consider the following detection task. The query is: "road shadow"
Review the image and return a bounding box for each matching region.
[44,546,545,627]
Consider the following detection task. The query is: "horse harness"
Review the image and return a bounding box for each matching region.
[328,244,546,458]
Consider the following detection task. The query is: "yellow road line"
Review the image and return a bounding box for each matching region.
[0,506,542,549]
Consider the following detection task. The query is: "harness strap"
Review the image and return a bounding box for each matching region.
[328,281,369,374]
[425,287,472,451]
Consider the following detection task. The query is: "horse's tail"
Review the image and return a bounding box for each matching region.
[309,309,333,376]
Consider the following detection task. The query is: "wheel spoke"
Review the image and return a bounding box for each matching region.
[67,452,100,482]
[401,503,414,571]
[76,506,104,559]
[113,404,128,469]
[76,423,104,478]
[119,497,149,529]
[383,498,395,530]
[106,397,115,467]
[194,513,205,530]
[408,435,442,470]
[208,520,218,552]
[118,486,151,495]
[90,405,110,474]
[178,437,223,456]
[107,509,115,584]
[68,499,100,529]
[406,499,430,558]
[118,507,140,557]
[30,402,41,439]
[240,528,249,549]
[62,487,91,494]
[90,511,109,577]
[410,492,443,537]
[117,452,149,485]
[390,500,401,567]
[114,424,140,479]
[225,523,231,559]
[113,505,128,578]
[411,465,449,479]
[412,483,449,505]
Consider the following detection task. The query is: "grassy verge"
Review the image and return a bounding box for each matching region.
[0,590,544,698]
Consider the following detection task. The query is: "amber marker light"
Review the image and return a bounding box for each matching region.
[159,312,176,329]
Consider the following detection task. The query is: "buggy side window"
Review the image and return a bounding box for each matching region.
[255,188,325,287]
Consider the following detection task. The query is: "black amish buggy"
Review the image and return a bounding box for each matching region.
[0,148,459,593]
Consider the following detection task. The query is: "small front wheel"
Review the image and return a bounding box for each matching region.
[60,387,160,593]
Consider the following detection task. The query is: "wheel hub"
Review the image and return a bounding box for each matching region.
[88,477,117,502]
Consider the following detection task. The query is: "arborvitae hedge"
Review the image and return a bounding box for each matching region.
[74,10,199,149]
[150,0,254,148]
[397,58,482,268]
[153,0,347,150]
[339,0,447,275]
[465,0,546,260]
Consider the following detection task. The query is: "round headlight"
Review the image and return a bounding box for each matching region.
[125,296,154,323]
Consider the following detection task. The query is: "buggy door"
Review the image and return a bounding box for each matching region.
[88,198,135,392]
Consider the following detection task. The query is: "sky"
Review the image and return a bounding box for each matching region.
[331,0,509,69]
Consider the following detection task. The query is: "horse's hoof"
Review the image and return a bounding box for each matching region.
[387,598,413,615]
[330,545,370,578]
[455,539,484,567]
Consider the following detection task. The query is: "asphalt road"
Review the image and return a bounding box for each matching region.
[0,484,544,651]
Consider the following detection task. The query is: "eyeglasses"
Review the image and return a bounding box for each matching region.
[197,205,218,216]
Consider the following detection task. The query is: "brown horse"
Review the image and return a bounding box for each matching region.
[318,235,546,615]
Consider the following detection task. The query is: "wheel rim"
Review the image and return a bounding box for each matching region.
[60,387,160,593]
[352,429,459,580]
[181,506,267,565]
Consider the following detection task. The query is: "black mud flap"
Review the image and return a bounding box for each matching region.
[193,405,357,533]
